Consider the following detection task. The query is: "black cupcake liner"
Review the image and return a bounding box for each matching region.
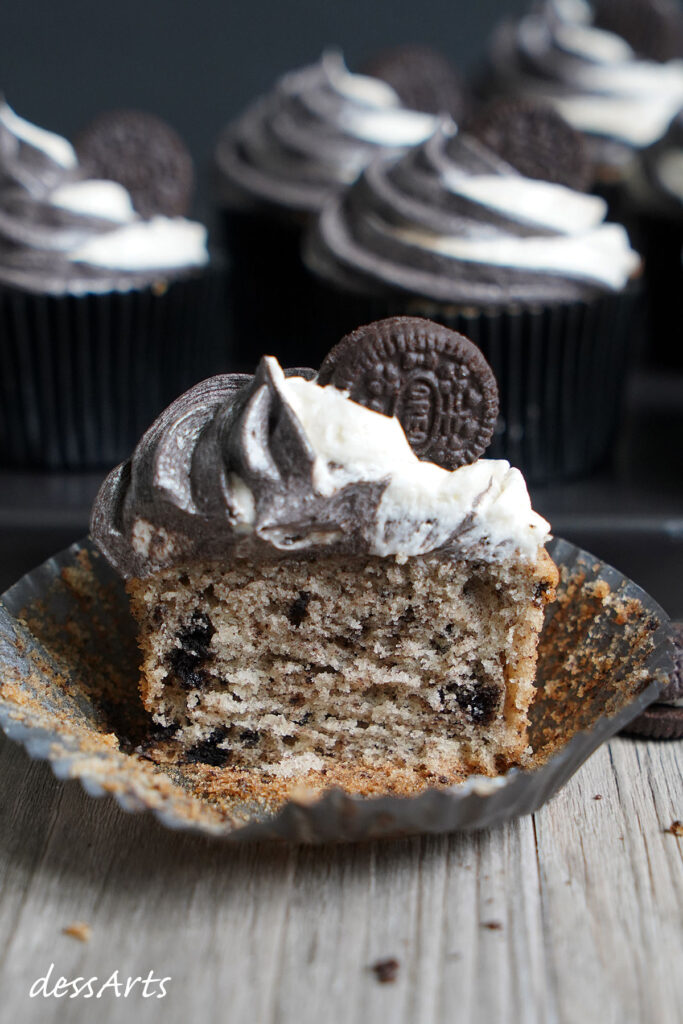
[0,267,229,471]
[307,279,641,484]
[220,208,323,371]
[0,536,672,843]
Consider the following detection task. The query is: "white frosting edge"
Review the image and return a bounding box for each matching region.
[441,171,608,234]
[0,100,77,169]
[50,180,137,222]
[68,217,209,271]
[392,222,640,290]
[256,363,551,562]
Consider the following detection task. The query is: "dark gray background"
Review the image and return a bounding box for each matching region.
[1,0,527,217]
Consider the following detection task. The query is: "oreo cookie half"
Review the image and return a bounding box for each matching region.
[76,110,194,218]
[622,622,683,739]
[467,98,593,192]
[593,0,683,64]
[317,317,499,470]
[361,44,467,121]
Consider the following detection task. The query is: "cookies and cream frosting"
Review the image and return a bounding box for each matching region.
[0,100,208,294]
[305,120,640,305]
[487,0,683,165]
[91,356,550,579]
[214,51,441,215]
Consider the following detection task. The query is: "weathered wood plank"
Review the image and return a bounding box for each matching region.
[0,732,680,1024]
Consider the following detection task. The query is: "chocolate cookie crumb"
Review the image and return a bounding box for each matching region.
[371,958,400,983]
[288,591,311,627]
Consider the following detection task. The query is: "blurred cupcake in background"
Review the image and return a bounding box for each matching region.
[0,100,225,470]
[213,50,456,368]
[304,103,642,483]
[482,0,683,203]
[623,111,683,367]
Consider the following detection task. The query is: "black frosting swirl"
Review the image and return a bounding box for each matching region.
[0,100,206,294]
[213,52,440,217]
[91,357,518,580]
[304,122,635,306]
[91,360,392,579]
[485,0,683,168]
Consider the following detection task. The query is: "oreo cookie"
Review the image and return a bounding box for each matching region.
[317,317,499,470]
[593,0,683,64]
[622,622,683,739]
[76,110,194,218]
[467,98,593,192]
[361,45,467,121]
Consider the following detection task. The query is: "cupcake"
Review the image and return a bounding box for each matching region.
[483,0,683,201]
[304,110,642,482]
[622,111,683,367]
[213,51,441,369]
[0,101,223,470]
[91,317,557,785]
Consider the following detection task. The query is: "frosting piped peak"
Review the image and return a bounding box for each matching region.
[214,51,442,215]
[91,354,550,580]
[305,120,640,305]
[486,0,683,164]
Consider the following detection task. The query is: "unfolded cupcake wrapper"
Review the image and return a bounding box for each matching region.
[220,208,323,372]
[0,536,672,844]
[0,267,228,471]
[308,280,641,484]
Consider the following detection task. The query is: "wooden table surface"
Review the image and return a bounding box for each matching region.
[0,729,680,1024]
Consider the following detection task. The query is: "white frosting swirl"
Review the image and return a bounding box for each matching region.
[307,123,641,304]
[0,100,209,294]
[282,370,550,561]
[214,51,441,214]
[489,0,683,157]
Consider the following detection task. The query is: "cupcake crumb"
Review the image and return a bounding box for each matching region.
[63,922,92,943]
[370,958,400,983]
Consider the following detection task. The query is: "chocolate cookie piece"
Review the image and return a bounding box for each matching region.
[318,317,499,470]
[467,98,593,192]
[76,110,194,218]
[622,622,683,739]
[361,45,467,121]
[593,0,683,64]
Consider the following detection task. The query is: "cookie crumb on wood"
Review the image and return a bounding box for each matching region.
[665,820,683,836]
[481,920,503,930]
[63,922,92,942]
[370,958,400,983]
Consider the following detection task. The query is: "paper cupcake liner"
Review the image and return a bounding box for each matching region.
[0,536,672,844]
[307,281,640,484]
[0,266,228,471]
[220,209,322,372]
